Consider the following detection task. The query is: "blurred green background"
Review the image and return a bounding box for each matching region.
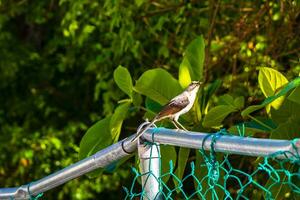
[0,0,299,199]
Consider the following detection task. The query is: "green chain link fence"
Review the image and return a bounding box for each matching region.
[124,129,300,200]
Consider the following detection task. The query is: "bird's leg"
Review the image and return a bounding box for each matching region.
[173,119,188,131]
[172,120,181,130]
[172,119,188,131]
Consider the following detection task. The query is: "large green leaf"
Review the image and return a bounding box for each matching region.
[135,68,182,105]
[110,102,130,142]
[242,77,300,117]
[178,57,192,88]
[79,117,112,160]
[258,67,288,110]
[79,103,130,160]
[113,65,133,98]
[178,36,205,88]
[203,105,237,128]
[183,35,205,82]
[78,103,130,177]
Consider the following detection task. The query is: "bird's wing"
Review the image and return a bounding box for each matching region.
[156,95,190,119]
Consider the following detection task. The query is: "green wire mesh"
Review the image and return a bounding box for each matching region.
[124,129,300,200]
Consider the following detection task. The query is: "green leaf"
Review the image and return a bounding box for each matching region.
[79,103,130,178]
[178,36,205,88]
[142,97,162,121]
[228,119,276,136]
[135,68,182,105]
[178,57,192,88]
[183,35,205,82]
[79,117,113,177]
[242,77,300,117]
[241,105,264,117]
[114,65,133,98]
[271,115,300,139]
[218,94,234,106]
[134,0,144,7]
[203,105,237,128]
[160,145,177,183]
[271,99,300,124]
[79,117,112,160]
[234,96,245,109]
[132,91,143,107]
[258,67,288,110]
[200,79,222,112]
[288,86,300,105]
[174,147,190,189]
[110,102,130,143]
[145,97,162,114]
[270,99,300,139]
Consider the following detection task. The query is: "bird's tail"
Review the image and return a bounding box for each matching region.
[131,119,156,143]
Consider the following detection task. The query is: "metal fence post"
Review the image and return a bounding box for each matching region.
[138,138,162,200]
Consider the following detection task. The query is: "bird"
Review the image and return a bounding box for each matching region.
[131,81,202,143]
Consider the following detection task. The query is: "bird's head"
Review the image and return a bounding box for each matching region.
[186,81,202,93]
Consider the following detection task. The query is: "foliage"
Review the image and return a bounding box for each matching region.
[0,0,300,199]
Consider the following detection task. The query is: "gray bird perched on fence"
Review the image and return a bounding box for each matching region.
[131,81,202,143]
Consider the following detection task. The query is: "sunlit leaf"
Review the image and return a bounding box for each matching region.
[135,68,182,105]
[178,57,192,88]
[177,35,205,89]
[242,77,300,117]
[258,67,288,110]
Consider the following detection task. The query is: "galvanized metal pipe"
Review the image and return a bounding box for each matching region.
[138,138,162,200]
[0,135,137,200]
[142,128,300,159]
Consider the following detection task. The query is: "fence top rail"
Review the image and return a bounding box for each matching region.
[141,128,300,159]
[0,128,299,199]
